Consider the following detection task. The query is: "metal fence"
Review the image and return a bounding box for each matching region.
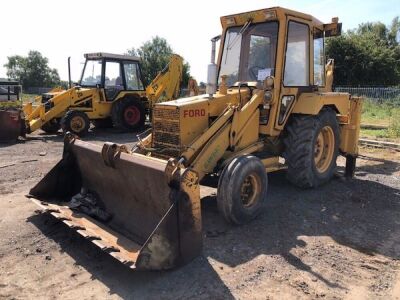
[23,87,53,95]
[334,86,400,102]
[22,86,400,102]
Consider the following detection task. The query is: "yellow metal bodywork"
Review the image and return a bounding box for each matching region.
[25,88,144,132]
[23,55,183,133]
[292,92,350,116]
[145,7,360,183]
[218,7,343,138]
[27,7,363,271]
[151,89,263,179]
[340,97,363,154]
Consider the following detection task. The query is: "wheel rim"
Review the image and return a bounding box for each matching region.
[240,174,261,208]
[314,126,335,173]
[124,106,140,126]
[70,116,86,133]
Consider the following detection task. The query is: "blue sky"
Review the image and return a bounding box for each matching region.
[0,0,399,83]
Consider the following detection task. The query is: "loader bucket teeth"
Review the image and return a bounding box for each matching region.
[28,138,202,270]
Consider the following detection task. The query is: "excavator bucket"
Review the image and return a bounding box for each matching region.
[28,135,202,270]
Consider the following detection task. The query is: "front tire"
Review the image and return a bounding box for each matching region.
[111,97,145,131]
[41,119,60,134]
[61,110,90,137]
[283,108,339,188]
[217,155,268,224]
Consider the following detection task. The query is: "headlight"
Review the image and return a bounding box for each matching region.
[264,91,273,103]
[264,76,274,89]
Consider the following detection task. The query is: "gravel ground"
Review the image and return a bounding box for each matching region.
[0,129,399,299]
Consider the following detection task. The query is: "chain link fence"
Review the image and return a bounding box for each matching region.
[334,86,400,102]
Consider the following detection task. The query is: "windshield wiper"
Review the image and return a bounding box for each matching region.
[227,19,252,50]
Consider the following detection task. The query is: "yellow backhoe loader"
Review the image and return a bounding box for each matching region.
[29,7,362,270]
[20,53,183,136]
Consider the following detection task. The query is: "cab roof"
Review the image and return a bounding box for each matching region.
[220,7,325,28]
[84,52,140,61]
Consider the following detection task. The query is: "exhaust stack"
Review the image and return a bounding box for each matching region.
[206,35,221,97]
[68,57,72,89]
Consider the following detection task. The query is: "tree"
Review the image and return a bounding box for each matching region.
[326,17,400,86]
[127,36,191,88]
[4,51,60,88]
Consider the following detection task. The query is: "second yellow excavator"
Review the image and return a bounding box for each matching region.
[21,53,183,136]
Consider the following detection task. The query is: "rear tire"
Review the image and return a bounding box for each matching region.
[283,108,339,188]
[41,119,60,134]
[217,155,268,224]
[61,110,90,137]
[111,97,145,131]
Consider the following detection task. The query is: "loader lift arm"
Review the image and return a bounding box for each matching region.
[165,89,264,182]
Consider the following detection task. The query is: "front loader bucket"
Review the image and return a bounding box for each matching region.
[28,136,202,270]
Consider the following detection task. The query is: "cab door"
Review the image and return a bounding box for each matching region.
[275,17,312,129]
[104,60,125,101]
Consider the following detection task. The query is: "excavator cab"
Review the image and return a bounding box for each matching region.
[79,53,145,101]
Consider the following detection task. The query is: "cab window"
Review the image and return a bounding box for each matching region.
[124,62,144,90]
[284,21,310,86]
[105,61,122,88]
[314,29,325,86]
[219,22,278,86]
[81,60,102,86]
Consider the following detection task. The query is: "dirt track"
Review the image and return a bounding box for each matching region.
[1,129,400,299]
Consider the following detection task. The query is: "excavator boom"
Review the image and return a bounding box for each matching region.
[145,54,183,103]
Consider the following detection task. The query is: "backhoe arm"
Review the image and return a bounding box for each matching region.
[320,59,334,93]
[145,54,183,104]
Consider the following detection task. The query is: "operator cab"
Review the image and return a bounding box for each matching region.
[218,7,342,88]
[216,7,342,126]
[79,53,145,101]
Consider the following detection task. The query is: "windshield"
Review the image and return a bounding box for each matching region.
[80,59,102,86]
[219,22,278,86]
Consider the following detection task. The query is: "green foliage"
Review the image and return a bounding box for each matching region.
[361,98,400,139]
[60,80,69,89]
[326,17,400,86]
[362,99,392,125]
[4,51,61,88]
[388,108,400,137]
[21,93,39,103]
[127,36,191,88]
